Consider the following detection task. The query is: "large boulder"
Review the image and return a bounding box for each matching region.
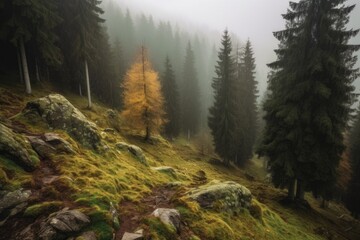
[115,142,148,166]
[188,180,252,214]
[0,123,39,171]
[21,94,101,149]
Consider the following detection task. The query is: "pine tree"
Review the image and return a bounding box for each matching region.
[112,38,125,108]
[208,30,238,165]
[182,42,201,138]
[258,0,359,201]
[122,47,166,140]
[161,56,180,139]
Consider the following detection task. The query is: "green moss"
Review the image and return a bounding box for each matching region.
[143,217,177,240]
[24,201,63,217]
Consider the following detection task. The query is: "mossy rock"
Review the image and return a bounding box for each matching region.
[188,180,252,214]
[20,94,101,150]
[0,123,40,171]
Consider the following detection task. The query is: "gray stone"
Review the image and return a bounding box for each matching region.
[115,142,147,165]
[188,180,252,214]
[151,208,181,232]
[28,136,56,158]
[43,133,74,154]
[0,189,31,214]
[121,232,143,240]
[21,94,101,149]
[0,123,39,171]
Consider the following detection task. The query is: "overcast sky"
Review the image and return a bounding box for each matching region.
[115,0,360,96]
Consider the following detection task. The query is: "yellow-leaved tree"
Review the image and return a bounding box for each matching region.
[122,47,166,140]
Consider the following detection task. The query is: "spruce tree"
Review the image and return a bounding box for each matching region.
[161,57,180,139]
[208,30,238,165]
[182,42,201,138]
[259,0,359,201]
[346,107,360,218]
[234,39,258,166]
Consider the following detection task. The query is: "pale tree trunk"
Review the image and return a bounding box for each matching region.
[79,83,82,96]
[16,48,23,83]
[85,59,92,108]
[19,37,31,94]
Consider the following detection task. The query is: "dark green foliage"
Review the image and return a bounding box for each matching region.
[346,108,360,218]
[208,30,238,165]
[234,40,259,166]
[259,0,359,200]
[161,57,180,138]
[182,42,201,137]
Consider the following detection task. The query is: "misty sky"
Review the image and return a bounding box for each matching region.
[116,0,360,96]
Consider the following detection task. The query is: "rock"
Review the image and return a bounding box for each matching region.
[188,180,252,214]
[0,123,39,171]
[43,133,74,154]
[121,232,143,240]
[151,166,177,177]
[192,170,207,183]
[34,208,91,240]
[151,208,181,232]
[28,136,56,158]
[115,142,147,165]
[21,94,101,149]
[0,189,31,214]
[76,231,97,240]
[0,189,31,226]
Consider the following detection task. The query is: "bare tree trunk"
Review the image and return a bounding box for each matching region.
[85,59,92,108]
[35,58,40,82]
[19,37,31,94]
[79,83,82,96]
[16,48,23,83]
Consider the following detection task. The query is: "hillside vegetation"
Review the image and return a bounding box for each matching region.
[0,81,359,240]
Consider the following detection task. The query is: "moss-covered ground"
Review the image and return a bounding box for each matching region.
[1,80,359,240]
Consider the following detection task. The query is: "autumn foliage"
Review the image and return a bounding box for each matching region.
[121,47,166,140]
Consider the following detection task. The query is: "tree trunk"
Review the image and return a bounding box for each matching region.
[145,126,150,141]
[79,83,82,96]
[296,179,305,200]
[85,59,92,108]
[35,58,40,82]
[17,48,23,83]
[19,37,31,94]
[288,178,296,200]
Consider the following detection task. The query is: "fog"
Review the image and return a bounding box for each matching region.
[114,0,360,97]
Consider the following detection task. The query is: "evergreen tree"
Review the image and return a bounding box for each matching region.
[57,0,104,108]
[235,39,258,166]
[122,47,166,140]
[346,107,360,218]
[112,38,125,108]
[208,30,238,165]
[0,0,62,94]
[258,0,359,201]
[182,42,201,138]
[161,56,180,139]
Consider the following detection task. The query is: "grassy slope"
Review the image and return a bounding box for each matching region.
[0,80,358,240]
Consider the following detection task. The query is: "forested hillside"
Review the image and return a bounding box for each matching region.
[0,0,360,240]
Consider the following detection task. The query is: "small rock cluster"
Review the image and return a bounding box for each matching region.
[0,188,31,226]
[116,142,148,165]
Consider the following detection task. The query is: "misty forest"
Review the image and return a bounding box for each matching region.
[0,0,360,239]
